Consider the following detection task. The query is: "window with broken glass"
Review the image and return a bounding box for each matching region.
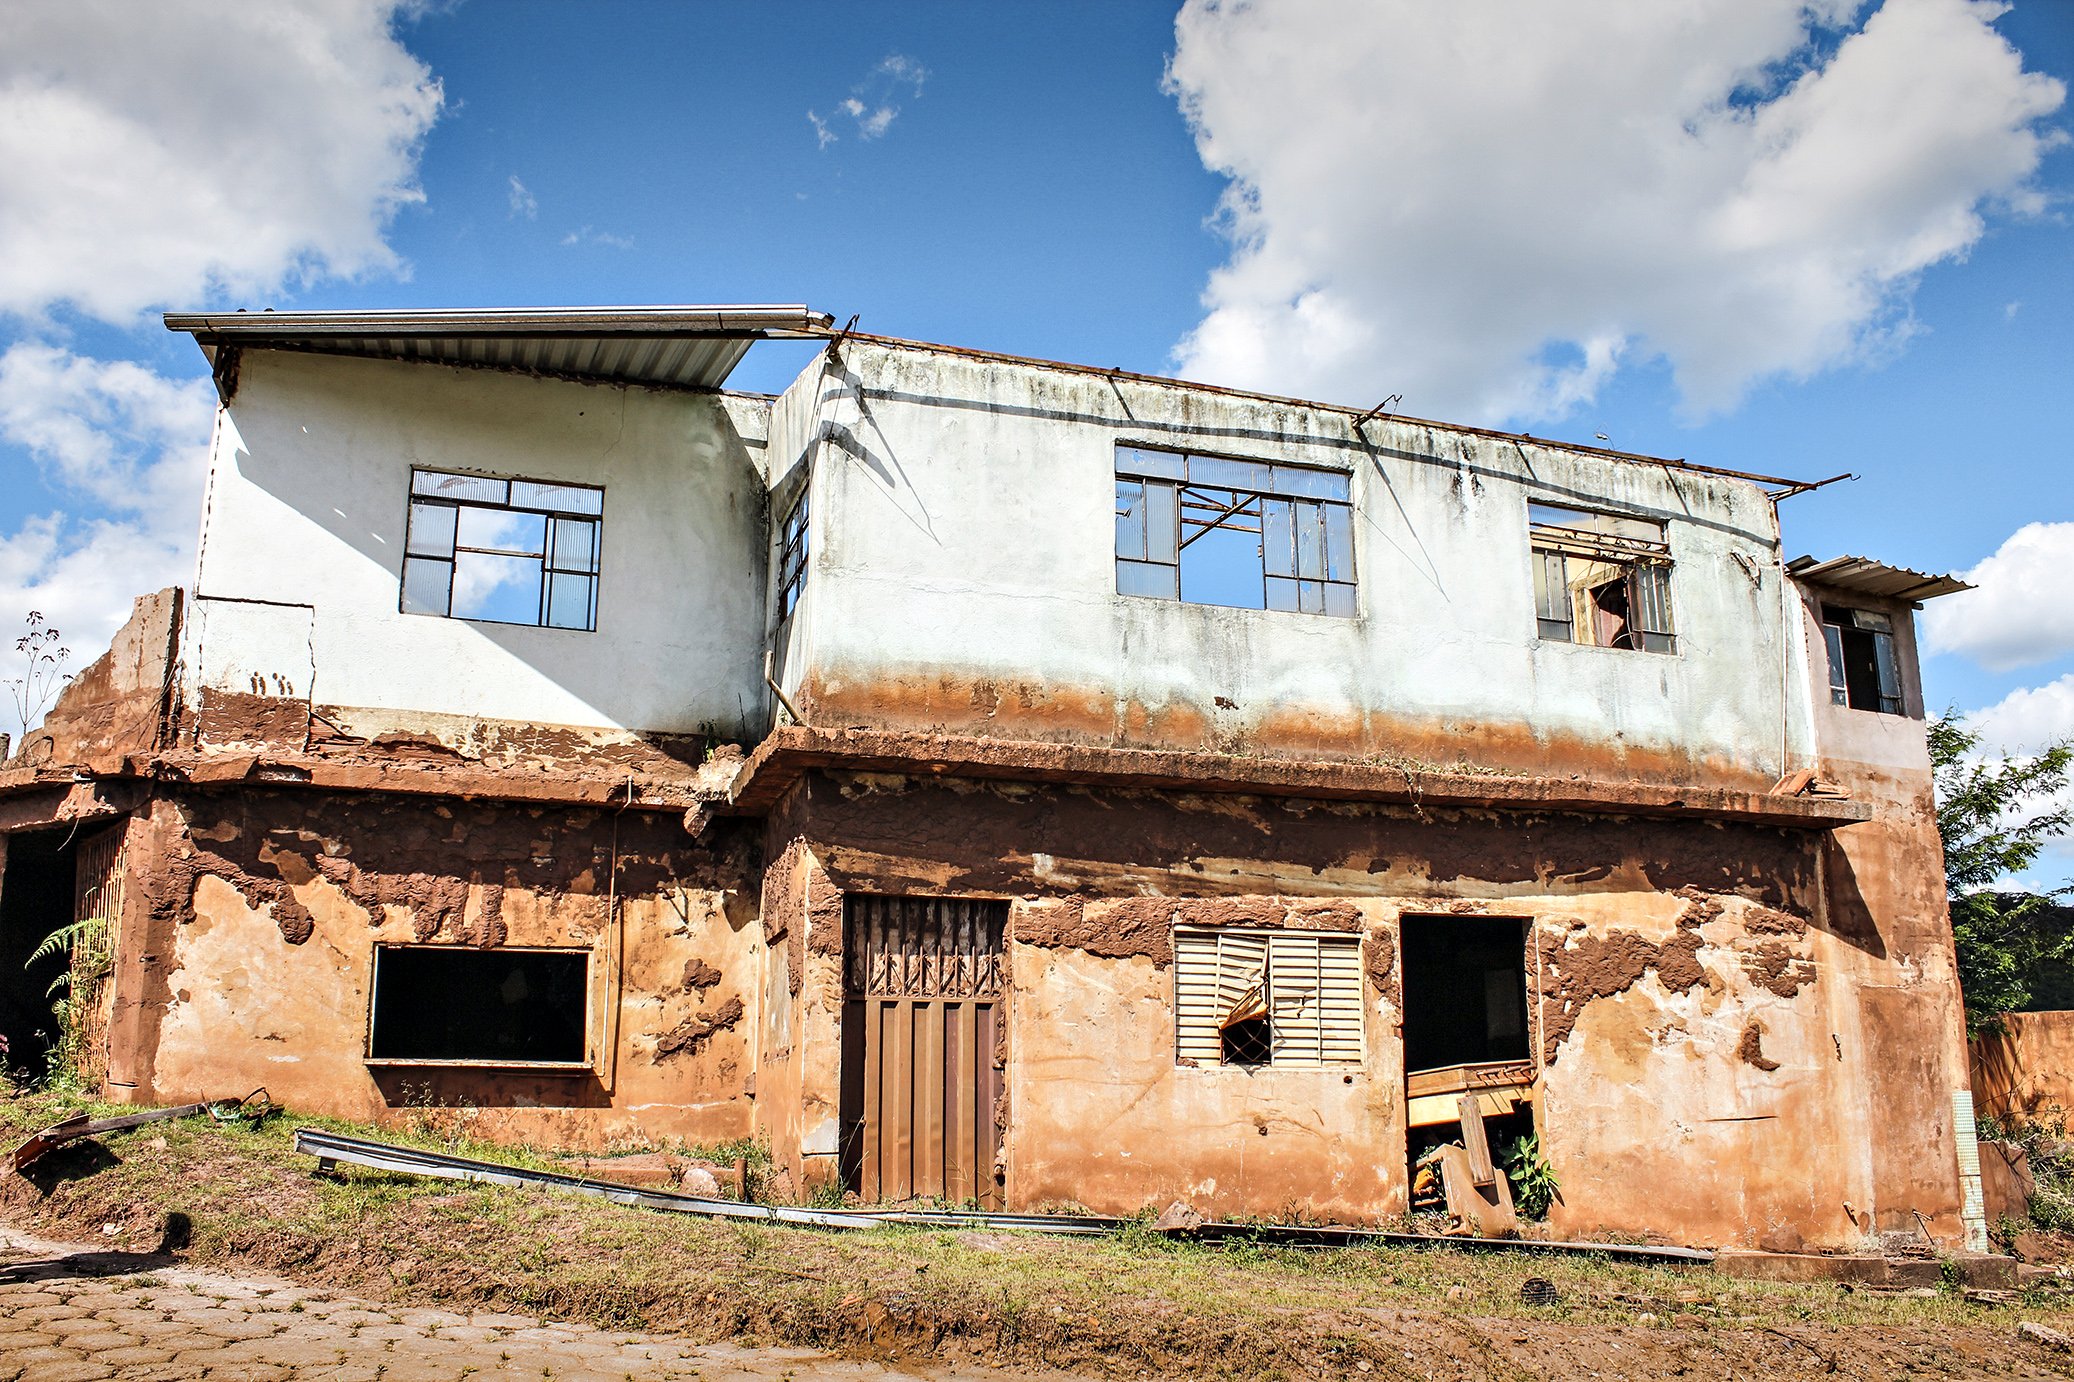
[1528,501,1675,654]
[775,487,810,621]
[1174,929,1364,1068]
[1114,445,1356,616]
[1822,605,1904,714]
[402,469,602,630]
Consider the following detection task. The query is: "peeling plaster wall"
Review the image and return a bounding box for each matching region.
[772,341,1802,790]
[186,349,774,750]
[763,769,1955,1246]
[107,788,761,1148]
[1006,897,1403,1221]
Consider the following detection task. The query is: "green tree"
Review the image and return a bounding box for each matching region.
[1929,712,2074,1034]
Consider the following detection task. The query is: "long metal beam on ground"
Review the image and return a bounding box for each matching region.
[292,1127,1713,1264]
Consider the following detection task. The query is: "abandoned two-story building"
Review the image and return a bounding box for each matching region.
[0,305,1977,1249]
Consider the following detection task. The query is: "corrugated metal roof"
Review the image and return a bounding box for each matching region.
[164,305,834,391]
[1786,555,1973,603]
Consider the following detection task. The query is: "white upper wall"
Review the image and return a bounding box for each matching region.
[774,340,1814,788]
[189,349,772,740]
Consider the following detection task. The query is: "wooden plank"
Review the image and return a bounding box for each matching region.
[1438,1143,1517,1238]
[1459,1094,1497,1188]
[978,1000,1002,1209]
[860,999,883,1202]
[916,1001,946,1198]
[945,1000,976,1203]
[885,1000,914,1202]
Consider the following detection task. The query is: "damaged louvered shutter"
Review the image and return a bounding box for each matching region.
[1175,929,1362,1066]
[1268,933,1323,1063]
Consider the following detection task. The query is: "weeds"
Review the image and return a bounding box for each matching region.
[1503,1130,1560,1220]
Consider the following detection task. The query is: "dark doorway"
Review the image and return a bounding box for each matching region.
[1400,914,1530,1073]
[0,828,80,1072]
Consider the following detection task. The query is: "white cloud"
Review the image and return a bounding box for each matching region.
[507,174,538,220]
[1167,0,2065,423]
[560,226,635,250]
[0,0,443,324]
[808,52,928,148]
[0,346,215,741]
[1923,522,2074,672]
[1971,675,2074,756]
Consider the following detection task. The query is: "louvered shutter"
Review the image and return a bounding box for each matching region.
[1317,935,1366,1065]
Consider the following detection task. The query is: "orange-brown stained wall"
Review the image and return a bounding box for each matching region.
[1972,1011,2074,1122]
[763,766,1963,1246]
[103,787,763,1149]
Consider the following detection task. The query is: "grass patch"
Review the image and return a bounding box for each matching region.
[3,1087,2070,1378]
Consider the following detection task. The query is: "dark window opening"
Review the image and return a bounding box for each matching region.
[368,945,590,1065]
[1115,445,1356,616]
[1400,915,1530,1074]
[402,468,602,631]
[1530,501,1675,653]
[1220,1014,1273,1066]
[1822,605,1903,715]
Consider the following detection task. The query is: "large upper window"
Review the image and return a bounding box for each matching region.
[1174,929,1364,1067]
[1529,501,1675,654]
[1114,445,1356,617]
[402,469,602,631]
[1822,605,1903,714]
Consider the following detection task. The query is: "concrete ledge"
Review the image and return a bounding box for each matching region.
[1713,1249,2016,1289]
[727,725,1877,828]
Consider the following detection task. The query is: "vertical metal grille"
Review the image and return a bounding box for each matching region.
[67,825,126,1085]
[844,895,1005,999]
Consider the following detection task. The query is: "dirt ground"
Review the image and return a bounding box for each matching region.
[5,1092,2074,1380]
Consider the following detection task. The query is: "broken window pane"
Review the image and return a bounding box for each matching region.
[1529,502,1673,653]
[1822,604,1906,715]
[452,550,543,624]
[403,469,602,631]
[1115,479,1147,560]
[1115,446,1355,616]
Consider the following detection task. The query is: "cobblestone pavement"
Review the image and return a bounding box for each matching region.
[0,1228,997,1381]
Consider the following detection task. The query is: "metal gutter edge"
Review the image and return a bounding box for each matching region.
[163,306,836,339]
[291,1127,1712,1264]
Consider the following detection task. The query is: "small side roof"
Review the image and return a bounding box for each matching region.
[1787,554,1972,603]
[164,304,836,392]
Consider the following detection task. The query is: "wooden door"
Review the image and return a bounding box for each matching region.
[839,896,1006,1208]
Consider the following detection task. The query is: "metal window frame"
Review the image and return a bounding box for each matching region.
[363,941,597,1072]
[401,467,603,632]
[1820,604,1904,715]
[775,486,811,622]
[1528,504,1676,655]
[1115,445,1357,618]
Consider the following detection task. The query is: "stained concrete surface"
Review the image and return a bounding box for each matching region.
[0,1227,1081,1382]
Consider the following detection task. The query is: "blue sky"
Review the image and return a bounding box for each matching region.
[1,1,2069,875]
